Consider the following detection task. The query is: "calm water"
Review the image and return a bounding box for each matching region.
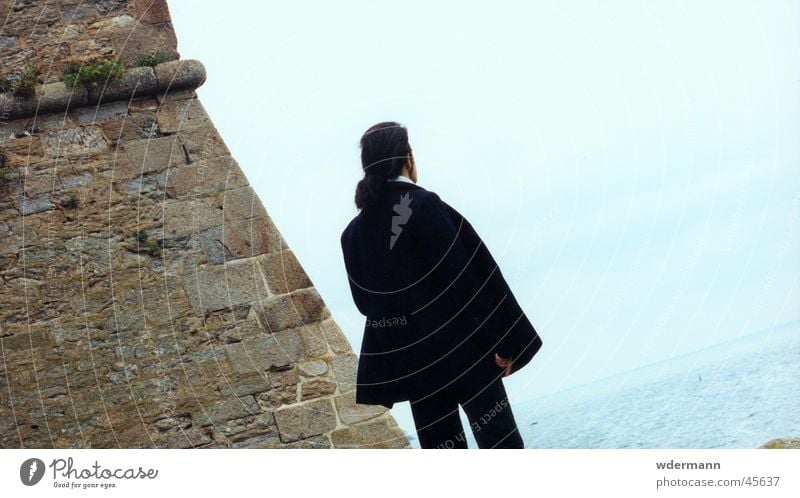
[515,322,800,448]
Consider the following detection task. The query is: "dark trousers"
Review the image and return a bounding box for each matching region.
[409,376,525,449]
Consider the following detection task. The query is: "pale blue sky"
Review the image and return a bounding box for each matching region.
[169,0,799,439]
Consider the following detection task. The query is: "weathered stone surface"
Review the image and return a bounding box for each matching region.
[759,437,800,449]
[298,359,328,377]
[60,171,94,188]
[133,0,173,24]
[118,135,185,179]
[331,417,410,449]
[267,366,299,387]
[38,81,89,114]
[156,96,211,134]
[256,385,297,411]
[220,186,268,220]
[15,194,55,215]
[286,434,332,449]
[71,101,130,125]
[183,256,269,314]
[211,412,275,443]
[163,197,222,239]
[256,288,330,333]
[109,22,179,68]
[218,373,271,397]
[320,319,352,354]
[176,126,228,163]
[87,66,158,104]
[334,392,388,425]
[42,126,107,157]
[154,59,207,90]
[300,378,337,401]
[192,396,259,427]
[298,323,331,358]
[0,0,408,450]
[199,216,284,263]
[274,398,337,443]
[162,155,248,198]
[259,250,313,295]
[225,328,305,374]
[330,353,358,394]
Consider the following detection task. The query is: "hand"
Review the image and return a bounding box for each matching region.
[495,353,513,377]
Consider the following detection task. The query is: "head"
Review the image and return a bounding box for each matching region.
[355,121,416,211]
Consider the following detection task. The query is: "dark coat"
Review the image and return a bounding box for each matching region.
[340,181,542,408]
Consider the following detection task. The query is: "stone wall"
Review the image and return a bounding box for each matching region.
[0,0,409,448]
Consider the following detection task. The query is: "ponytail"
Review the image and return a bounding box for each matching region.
[355,174,389,212]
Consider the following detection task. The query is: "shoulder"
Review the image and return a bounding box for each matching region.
[412,189,463,223]
[405,187,445,211]
[340,213,361,244]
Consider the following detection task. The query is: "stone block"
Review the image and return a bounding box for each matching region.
[298,323,330,358]
[334,392,387,425]
[330,417,409,449]
[199,216,285,264]
[99,109,160,143]
[118,134,185,180]
[154,59,206,90]
[42,125,107,157]
[297,359,328,377]
[230,430,284,449]
[183,257,269,314]
[225,328,304,374]
[300,378,337,401]
[162,154,248,198]
[110,22,179,67]
[176,125,228,163]
[15,194,54,215]
[267,366,299,387]
[320,319,352,353]
[220,186,268,220]
[1,135,46,164]
[255,385,297,411]
[87,66,158,104]
[156,96,211,134]
[211,413,275,445]
[37,81,89,115]
[71,100,129,125]
[286,434,332,449]
[163,197,223,239]
[274,398,336,443]
[133,0,172,24]
[258,250,312,295]
[60,171,94,188]
[192,396,259,427]
[255,288,330,333]
[330,353,358,393]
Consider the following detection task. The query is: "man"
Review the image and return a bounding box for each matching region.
[341,121,543,448]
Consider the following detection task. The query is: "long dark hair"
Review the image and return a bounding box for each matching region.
[355,121,412,211]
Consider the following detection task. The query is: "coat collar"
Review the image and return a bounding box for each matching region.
[385,180,424,192]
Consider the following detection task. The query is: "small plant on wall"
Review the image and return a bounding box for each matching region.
[63,58,125,90]
[0,146,15,187]
[0,63,41,98]
[136,49,170,67]
[132,230,162,258]
[60,194,79,209]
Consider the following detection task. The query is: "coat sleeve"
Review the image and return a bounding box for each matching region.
[340,225,368,317]
[440,200,543,368]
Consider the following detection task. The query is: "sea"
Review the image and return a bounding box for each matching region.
[513,321,800,449]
